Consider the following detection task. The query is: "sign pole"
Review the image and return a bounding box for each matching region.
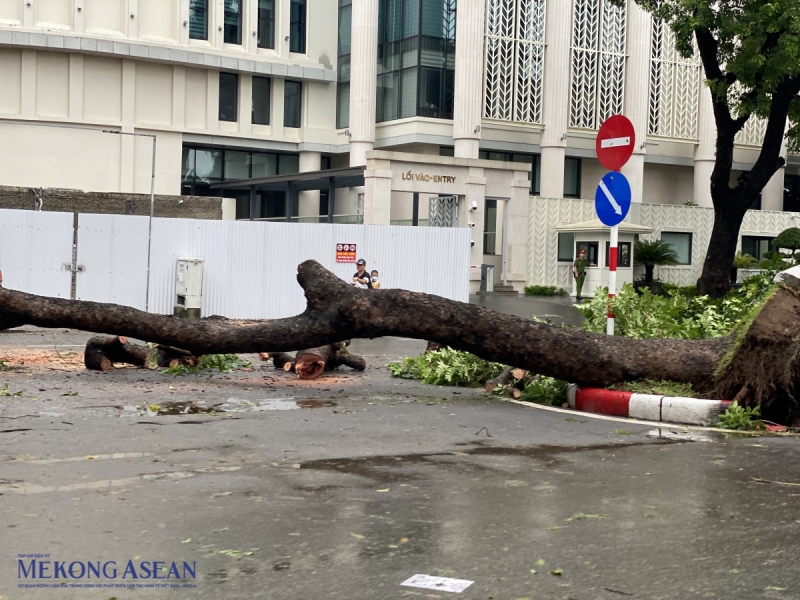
[607,224,618,336]
[594,114,635,337]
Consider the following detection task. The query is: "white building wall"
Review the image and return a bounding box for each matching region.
[0,0,339,195]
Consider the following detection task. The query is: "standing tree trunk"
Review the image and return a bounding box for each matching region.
[697,202,749,298]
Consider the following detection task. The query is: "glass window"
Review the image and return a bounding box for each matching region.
[189,0,208,40]
[338,2,352,56]
[278,154,300,174]
[439,146,454,157]
[605,241,632,267]
[283,80,302,127]
[376,0,455,123]
[251,152,277,178]
[660,232,692,265]
[557,233,574,262]
[252,76,270,125]
[290,0,307,53]
[218,73,238,122]
[784,174,800,212]
[182,147,196,183]
[194,149,223,184]
[224,0,242,45]
[336,83,350,129]
[741,236,774,261]
[258,0,275,49]
[484,199,498,255]
[530,155,541,195]
[224,151,250,180]
[564,157,581,198]
[576,241,599,266]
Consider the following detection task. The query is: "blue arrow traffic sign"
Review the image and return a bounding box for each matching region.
[595,171,631,227]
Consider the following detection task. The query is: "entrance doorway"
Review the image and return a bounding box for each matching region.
[483,198,508,285]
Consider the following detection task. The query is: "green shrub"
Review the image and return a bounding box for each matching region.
[387,348,504,386]
[161,354,252,376]
[611,379,696,397]
[715,401,763,430]
[576,272,775,339]
[524,285,567,296]
[520,376,568,405]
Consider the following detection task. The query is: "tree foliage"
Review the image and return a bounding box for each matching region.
[626,0,800,298]
[773,227,800,254]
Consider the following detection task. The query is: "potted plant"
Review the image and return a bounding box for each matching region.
[730,251,758,284]
[633,239,679,295]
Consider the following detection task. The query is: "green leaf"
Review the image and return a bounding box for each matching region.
[550,568,563,576]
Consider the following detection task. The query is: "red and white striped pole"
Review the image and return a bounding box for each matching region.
[607,224,618,335]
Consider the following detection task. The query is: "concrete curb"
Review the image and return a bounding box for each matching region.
[565,385,731,426]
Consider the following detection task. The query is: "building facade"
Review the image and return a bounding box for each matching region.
[0,0,798,290]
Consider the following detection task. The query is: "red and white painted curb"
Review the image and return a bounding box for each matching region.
[566,385,731,426]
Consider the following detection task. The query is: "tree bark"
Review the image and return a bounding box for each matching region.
[0,260,731,390]
[261,343,365,379]
[697,202,749,298]
[84,336,153,371]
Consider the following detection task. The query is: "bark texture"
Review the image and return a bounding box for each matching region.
[262,342,366,380]
[0,260,731,390]
[84,336,152,371]
[713,287,800,423]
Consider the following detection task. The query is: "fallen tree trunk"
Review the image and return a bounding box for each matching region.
[84,336,151,371]
[0,259,795,423]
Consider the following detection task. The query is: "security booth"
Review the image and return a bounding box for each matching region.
[556,219,653,299]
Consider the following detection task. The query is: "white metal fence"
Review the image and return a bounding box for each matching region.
[0,209,471,318]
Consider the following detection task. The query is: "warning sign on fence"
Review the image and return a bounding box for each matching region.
[336,243,357,263]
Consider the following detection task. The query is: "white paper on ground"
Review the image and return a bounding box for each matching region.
[400,574,474,593]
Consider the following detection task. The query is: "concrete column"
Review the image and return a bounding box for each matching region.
[539,0,571,198]
[68,54,84,121]
[238,73,252,135]
[298,151,322,219]
[363,169,393,225]
[20,50,36,119]
[459,170,486,285]
[348,0,378,167]
[172,65,186,129]
[761,123,789,212]
[621,0,650,204]
[506,176,530,288]
[452,0,484,159]
[693,83,716,208]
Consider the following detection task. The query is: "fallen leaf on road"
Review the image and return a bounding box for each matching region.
[181,538,192,544]
[615,429,632,435]
[376,488,390,492]
[350,533,364,540]
[534,559,545,567]
[550,568,563,576]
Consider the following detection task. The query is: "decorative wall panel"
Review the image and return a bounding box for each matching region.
[648,19,700,140]
[484,0,546,124]
[569,0,625,130]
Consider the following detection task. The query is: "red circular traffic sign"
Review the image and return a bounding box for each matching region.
[596,115,636,172]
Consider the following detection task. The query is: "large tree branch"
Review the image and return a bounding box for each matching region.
[0,261,732,390]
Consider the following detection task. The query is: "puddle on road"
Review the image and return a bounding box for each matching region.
[646,427,755,442]
[125,398,337,417]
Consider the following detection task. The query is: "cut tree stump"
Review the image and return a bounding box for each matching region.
[486,366,514,392]
[263,342,366,380]
[3,259,797,423]
[84,336,152,371]
[153,344,197,368]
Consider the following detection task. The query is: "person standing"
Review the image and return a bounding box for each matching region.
[352,259,373,289]
[573,248,589,300]
[370,270,381,289]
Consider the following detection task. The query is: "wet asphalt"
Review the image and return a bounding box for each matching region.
[1,294,799,599]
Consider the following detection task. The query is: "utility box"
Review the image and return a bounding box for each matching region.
[174,258,204,319]
[480,264,494,293]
